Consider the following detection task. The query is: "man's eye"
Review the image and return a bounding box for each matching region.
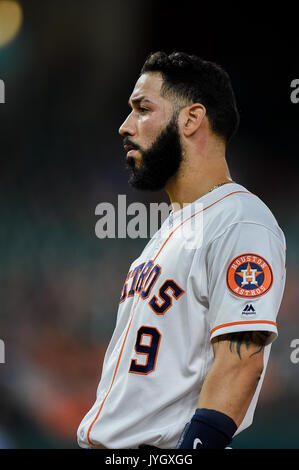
[139,106,148,113]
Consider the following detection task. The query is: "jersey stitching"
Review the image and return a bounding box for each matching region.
[207,220,285,249]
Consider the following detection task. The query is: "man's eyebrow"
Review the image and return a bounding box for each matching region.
[128,96,153,107]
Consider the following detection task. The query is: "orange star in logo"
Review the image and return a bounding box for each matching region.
[227,254,273,298]
[235,262,263,283]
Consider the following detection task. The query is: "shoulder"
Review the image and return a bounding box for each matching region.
[203,184,285,245]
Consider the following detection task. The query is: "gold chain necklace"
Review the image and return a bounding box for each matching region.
[208,180,235,193]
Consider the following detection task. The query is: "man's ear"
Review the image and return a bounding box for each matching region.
[180,103,206,137]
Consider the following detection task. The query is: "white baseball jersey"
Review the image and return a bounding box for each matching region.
[77,182,286,449]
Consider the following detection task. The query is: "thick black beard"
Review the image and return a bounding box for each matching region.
[125,114,183,191]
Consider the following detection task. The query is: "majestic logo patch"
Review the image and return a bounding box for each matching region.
[226,253,273,298]
[242,304,256,315]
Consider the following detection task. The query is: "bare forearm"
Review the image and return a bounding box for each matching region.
[197,361,261,426]
[197,331,269,427]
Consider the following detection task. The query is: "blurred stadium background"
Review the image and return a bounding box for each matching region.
[0,0,298,449]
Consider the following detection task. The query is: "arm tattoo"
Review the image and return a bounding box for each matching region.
[215,331,271,360]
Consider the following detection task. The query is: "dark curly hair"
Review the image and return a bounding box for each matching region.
[141,51,240,144]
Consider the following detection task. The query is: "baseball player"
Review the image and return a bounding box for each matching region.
[77,52,286,449]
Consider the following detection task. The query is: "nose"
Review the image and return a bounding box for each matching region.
[119,112,135,137]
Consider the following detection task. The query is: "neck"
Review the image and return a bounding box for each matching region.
[165,145,233,211]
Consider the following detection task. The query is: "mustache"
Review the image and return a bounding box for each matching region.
[123,137,140,151]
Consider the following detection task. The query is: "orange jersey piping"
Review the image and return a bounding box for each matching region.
[210,320,277,336]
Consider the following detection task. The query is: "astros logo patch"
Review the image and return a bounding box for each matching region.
[226,253,273,298]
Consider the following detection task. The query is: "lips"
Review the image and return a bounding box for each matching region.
[124,144,137,152]
[124,144,139,157]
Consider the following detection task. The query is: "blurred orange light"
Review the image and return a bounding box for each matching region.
[0,0,23,48]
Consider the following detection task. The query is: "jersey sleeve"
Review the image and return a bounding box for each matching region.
[206,222,286,344]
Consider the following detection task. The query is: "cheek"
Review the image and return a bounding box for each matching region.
[139,117,164,146]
